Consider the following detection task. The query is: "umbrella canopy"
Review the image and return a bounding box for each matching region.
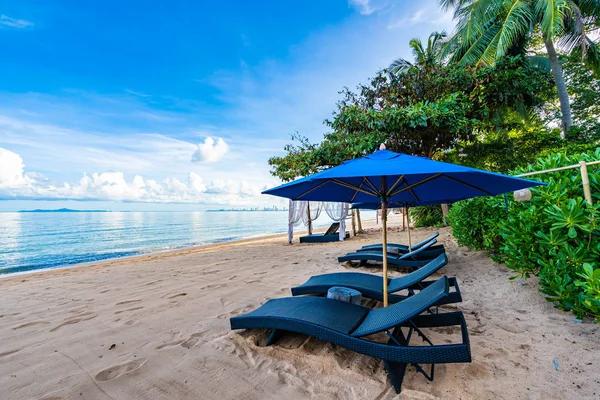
[263,148,545,306]
[264,149,544,204]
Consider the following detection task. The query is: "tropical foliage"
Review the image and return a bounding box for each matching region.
[448,150,600,321]
[409,205,445,227]
[269,55,552,180]
[390,31,448,73]
[440,0,600,134]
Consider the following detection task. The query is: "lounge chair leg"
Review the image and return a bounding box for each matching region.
[383,327,410,393]
[411,362,435,382]
[266,329,284,346]
[384,360,408,393]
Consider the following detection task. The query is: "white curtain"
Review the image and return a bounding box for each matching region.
[324,202,350,241]
[288,200,307,243]
[302,201,323,235]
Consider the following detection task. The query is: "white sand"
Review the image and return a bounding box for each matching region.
[1,215,599,399]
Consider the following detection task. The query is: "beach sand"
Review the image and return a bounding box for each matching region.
[1,214,599,399]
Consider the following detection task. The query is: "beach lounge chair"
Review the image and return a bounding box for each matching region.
[360,232,439,252]
[299,222,349,243]
[338,239,440,270]
[292,253,461,306]
[357,242,446,259]
[230,277,471,393]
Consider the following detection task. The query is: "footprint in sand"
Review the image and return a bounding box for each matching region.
[13,321,50,330]
[50,313,97,332]
[114,307,144,315]
[116,299,141,305]
[0,348,22,358]
[95,359,147,381]
[155,331,209,350]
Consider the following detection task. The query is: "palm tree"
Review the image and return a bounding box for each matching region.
[390,31,448,73]
[439,0,600,135]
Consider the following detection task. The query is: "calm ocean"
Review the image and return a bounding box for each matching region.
[0,211,350,276]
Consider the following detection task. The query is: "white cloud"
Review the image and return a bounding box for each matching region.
[191,137,230,163]
[0,148,29,188]
[348,0,374,15]
[387,6,453,29]
[0,14,34,29]
[0,147,265,204]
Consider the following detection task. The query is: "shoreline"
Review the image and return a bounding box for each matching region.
[0,220,363,281]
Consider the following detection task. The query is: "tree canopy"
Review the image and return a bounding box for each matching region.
[439,0,600,134]
[269,55,553,181]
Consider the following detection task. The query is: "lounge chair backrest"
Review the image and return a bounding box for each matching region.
[351,276,449,337]
[412,232,439,250]
[388,253,448,292]
[324,222,340,235]
[397,239,437,260]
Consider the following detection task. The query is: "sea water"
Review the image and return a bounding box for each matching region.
[0,211,366,276]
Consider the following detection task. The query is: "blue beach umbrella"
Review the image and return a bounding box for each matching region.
[263,146,545,306]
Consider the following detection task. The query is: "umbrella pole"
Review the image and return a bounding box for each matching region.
[406,206,412,251]
[382,200,388,307]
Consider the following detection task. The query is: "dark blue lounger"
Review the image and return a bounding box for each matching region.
[360,232,439,252]
[230,277,471,393]
[292,253,461,305]
[300,222,349,243]
[338,239,441,270]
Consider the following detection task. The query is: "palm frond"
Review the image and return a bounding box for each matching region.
[451,22,502,65]
[537,0,571,38]
[409,37,426,65]
[496,0,533,56]
[476,24,504,65]
[389,58,414,74]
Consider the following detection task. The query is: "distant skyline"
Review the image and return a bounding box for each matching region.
[0,0,455,211]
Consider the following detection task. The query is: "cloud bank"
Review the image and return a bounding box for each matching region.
[0,147,264,204]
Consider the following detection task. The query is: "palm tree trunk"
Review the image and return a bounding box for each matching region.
[544,36,572,135]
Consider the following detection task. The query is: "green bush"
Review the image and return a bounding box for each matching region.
[410,205,444,227]
[448,149,600,321]
[447,196,505,255]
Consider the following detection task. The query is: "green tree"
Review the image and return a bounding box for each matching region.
[390,31,448,73]
[269,56,552,180]
[440,0,600,135]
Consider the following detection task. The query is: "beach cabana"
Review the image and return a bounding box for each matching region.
[263,145,545,306]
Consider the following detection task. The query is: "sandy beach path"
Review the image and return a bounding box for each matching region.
[1,215,599,399]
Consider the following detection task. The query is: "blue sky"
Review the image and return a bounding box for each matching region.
[0,0,455,211]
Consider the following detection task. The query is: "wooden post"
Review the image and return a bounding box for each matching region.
[580,161,593,206]
[405,207,412,251]
[351,209,357,236]
[441,204,449,226]
[401,208,405,231]
[306,202,312,235]
[356,209,363,233]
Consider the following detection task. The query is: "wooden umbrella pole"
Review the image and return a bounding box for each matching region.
[382,200,389,307]
[406,206,412,251]
[306,202,312,235]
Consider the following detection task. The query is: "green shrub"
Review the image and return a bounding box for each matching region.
[410,205,444,227]
[447,196,505,255]
[448,148,600,320]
